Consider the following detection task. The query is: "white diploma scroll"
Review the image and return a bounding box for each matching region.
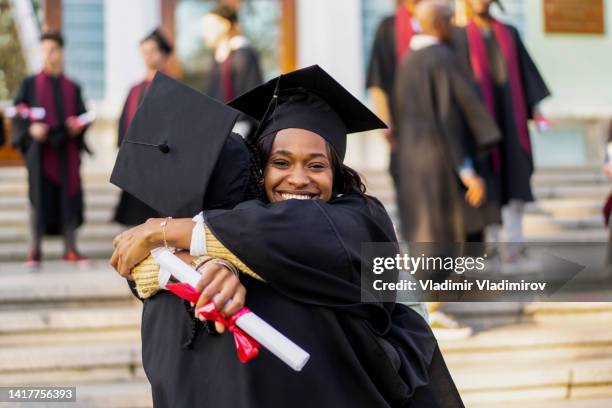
[151,248,311,371]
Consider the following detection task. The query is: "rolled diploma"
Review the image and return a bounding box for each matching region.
[151,248,311,371]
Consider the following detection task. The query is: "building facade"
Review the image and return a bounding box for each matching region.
[3,0,610,171]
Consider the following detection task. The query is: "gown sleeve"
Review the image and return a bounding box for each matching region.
[366,17,393,91]
[11,77,34,153]
[204,194,398,332]
[444,53,501,153]
[513,27,551,115]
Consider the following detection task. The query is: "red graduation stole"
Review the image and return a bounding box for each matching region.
[466,19,532,159]
[124,80,151,134]
[35,71,80,196]
[395,6,415,62]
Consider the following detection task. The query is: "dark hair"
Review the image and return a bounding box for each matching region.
[141,28,173,55]
[210,4,239,25]
[255,132,368,200]
[40,32,64,48]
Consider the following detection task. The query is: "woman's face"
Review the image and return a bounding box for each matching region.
[140,39,167,71]
[264,128,334,203]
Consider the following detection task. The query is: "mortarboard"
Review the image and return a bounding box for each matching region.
[110,71,245,217]
[228,65,387,161]
[142,28,173,55]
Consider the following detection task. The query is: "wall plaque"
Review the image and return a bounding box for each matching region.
[544,0,605,34]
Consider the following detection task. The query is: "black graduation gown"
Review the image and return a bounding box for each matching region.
[452,25,551,204]
[204,46,263,101]
[366,15,408,228]
[113,83,159,226]
[137,193,463,408]
[394,44,501,241]
[12,75,88,235]
[204,46,263,139]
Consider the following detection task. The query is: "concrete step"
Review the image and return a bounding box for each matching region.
[452,356,612,406]
[527,199,604,218]
[0,239,114,261]
[0,327,140,348]
[48,380,152,408]
[470,397,612,408]
[524,228,608,242]
[0,208,114,227]
[0,223,123,244]
[0,305,141,335]
[0,168,111,182]
[0,342,142,386]
[0,180,119,196]
[524,214,604,233]
[0,193,120,211]
[438,320,612,365]
[0,262,133,305]
[533,184,609,200]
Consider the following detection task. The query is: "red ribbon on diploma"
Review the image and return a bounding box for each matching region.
[165,282,260,363]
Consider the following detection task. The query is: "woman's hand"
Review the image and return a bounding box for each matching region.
[194,261,246,333]
[110,220,159,279]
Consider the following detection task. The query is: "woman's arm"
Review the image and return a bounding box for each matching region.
[111,217,195,277]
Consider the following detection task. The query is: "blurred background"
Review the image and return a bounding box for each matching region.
[0,1,611,407]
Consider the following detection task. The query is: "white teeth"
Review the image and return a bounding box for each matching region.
[280,193,314,200]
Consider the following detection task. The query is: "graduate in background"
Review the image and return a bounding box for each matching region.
[201,4,263,138]
[395,0,500,243]
[452,0,550,259]
[366,0,421,236]
[12,32,91,266]
[113,29,172,226]
[395,1,501,334]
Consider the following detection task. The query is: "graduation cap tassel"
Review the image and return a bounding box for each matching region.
[124,139,171,154]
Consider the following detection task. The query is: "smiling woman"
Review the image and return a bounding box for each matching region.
[111,65,465,407]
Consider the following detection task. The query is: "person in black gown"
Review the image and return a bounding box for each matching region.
[366,0,421,236]
[201,4,263,139]
[452,0,550,258]
[394,0,501,243]
[113,29,173,226]
[12,32,91,265]
[111,66,465,408]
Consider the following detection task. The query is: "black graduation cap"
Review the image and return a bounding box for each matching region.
[142,28,173,55]
[229,65,387,161]
[110,71,241,217]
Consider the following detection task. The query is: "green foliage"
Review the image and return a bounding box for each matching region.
[0,1,28,101]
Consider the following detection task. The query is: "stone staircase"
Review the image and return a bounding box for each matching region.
[0,165,611,407]
[0,260,151,407]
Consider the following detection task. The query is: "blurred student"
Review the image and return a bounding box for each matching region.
[395,0,501,333]
[452,0,550,259]
[113,29,172,226]
[12,32,91,266]
[202,4,263,138]
[366,0,421,236]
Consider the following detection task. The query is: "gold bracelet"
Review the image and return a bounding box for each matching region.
[160,217,172,248]
[210,258,240,278]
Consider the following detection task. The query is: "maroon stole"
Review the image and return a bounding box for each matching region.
[466,19,532,160]
[124,80,151,134]
[395,6,415,62]
[221,53,235,102]
[35,71,80,196]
